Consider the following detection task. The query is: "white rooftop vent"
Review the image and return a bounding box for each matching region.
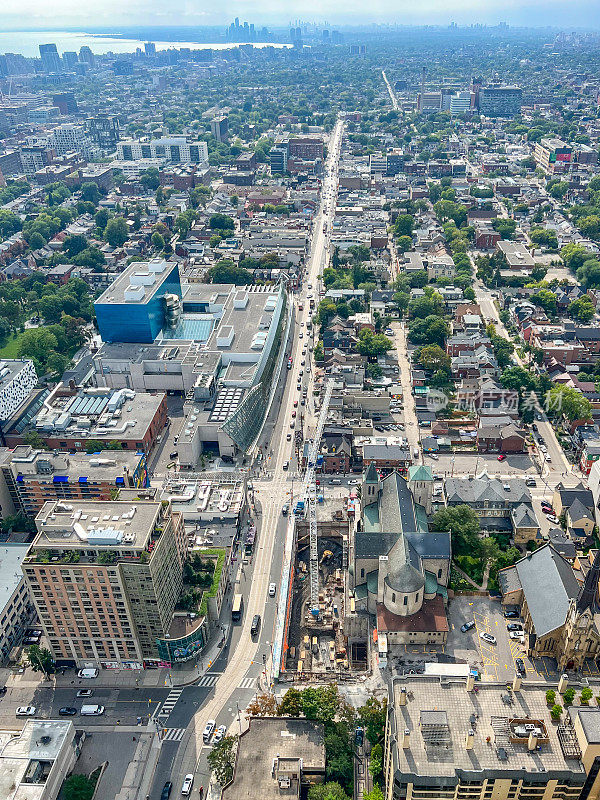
[233,291,248,309]
[124,285,145,302]
[130,271,157,287]
[217,325,235,348]
[148,259,168,274]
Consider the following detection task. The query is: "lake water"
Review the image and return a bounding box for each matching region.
[0,30,287,57]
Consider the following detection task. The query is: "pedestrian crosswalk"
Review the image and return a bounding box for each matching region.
[237,676,256,690]
[162,727,186,742]
[156,688,182,718]
[198,673,220,688]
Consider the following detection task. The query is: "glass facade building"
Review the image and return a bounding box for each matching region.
[223,286,288,453]
[94,264,182,343]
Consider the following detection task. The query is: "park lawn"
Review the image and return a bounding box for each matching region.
[0,332,22,358]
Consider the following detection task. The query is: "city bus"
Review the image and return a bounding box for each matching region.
[232,593,244,621]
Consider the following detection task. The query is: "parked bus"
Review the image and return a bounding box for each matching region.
[232,593,243,621]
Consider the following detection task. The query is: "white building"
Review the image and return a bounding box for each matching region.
[116,136,208,164]
[0,720,78,800]
[0,360,37,422]
[0,543,34,660]
[50,124,96,159]
[450,92,472,115]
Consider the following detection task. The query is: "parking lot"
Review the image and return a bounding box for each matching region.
[447,596,534,682]
[424,452,537,478]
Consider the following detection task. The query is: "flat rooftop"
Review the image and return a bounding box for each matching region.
[161,476,245,521]
[95,258,177,306]
[33,387,164,441]
[0,543,29,612]
[32,499,161,552]
[0,720,73,800]
[0,360,34,391]
[8,446,142,483]
[390,679,585,781]
[222,717,325,800]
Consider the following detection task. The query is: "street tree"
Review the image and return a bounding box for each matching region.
[27,645,55,677]
[207,735,238,785]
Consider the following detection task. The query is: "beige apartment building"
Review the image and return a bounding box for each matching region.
[22,499,186,667]
[383,677,600,800]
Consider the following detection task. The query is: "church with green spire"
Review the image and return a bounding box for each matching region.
[350,463,451,645]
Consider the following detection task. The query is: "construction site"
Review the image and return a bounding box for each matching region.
[274,381,369,681]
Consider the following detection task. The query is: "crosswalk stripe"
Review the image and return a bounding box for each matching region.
[237,676,256,690]
[198,674,218,687]
[162,728,185,741]
[156,688,183,718]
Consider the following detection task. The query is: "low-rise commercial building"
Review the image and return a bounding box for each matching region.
[0,543,35,661]
[1,446,148,516]
[0,720,79,800]
[222,717,325,800]
[384,678,594,800]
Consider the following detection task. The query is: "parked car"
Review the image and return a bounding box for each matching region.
[268,583,277,597]
[202,721,216,743]
[461,621,475,633]
[509,631,525,640]
[213,724,227,745]
[507,623,523,632]
[181,774,194,796]
[504,609,519,619]
[497,454,506,461]
[59,707,77,716]
[546,514,559,524]
[479,632,497,645]
[516,658,526,676]
[525,477,536,487]
[77,689,93,697]
[16,706,36,716]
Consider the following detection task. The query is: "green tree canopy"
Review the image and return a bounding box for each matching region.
[432,504,480,555]
[104,217,129,247]
[546,386,592,422]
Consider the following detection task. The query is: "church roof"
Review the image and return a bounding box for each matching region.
[385,536,425,594]
[513,545,580,637]
[408,464,434,482]
[364,462,379,484]
[577,549,600,615]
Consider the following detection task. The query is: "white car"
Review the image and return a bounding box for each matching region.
[545,513,559,524]
[181,774,194,796]
[479,632,497,646]
[16,706,36,717]
[268,583,277,597]
[509,631,525,640]
[203,720,216,743]
[213,724,227,745]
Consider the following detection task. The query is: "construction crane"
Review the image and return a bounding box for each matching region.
[294,379,333,617]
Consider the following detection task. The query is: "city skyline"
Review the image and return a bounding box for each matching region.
[0,0,600,31]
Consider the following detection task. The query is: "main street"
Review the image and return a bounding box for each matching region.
[158,118,345,798]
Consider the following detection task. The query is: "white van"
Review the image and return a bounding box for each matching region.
[80,704,105,716]
[413,447,419,459]
[78,668,98,679]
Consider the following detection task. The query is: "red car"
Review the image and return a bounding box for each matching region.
[497,454,506,461]
[293,400,298,407]
[292,411,296,418]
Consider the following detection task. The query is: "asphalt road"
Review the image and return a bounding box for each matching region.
[158,118,346,797]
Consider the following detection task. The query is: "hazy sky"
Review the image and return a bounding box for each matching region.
[1,0,600,30]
